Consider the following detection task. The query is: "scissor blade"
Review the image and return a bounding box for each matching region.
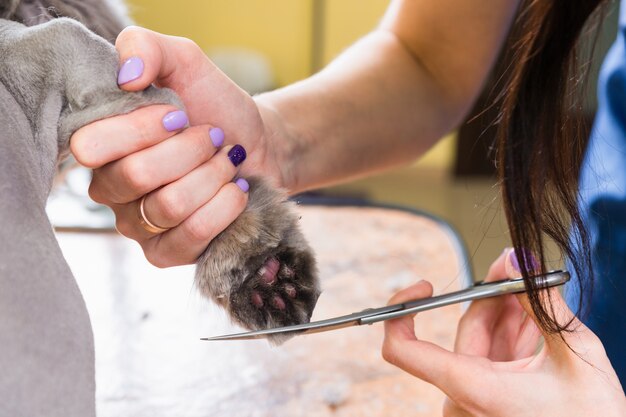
[201,304,405,341]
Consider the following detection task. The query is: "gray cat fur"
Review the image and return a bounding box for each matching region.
[0,17,183,191]
[1,0,130,42]
[0,16,321,340]
[0,15,180,417]
[1,4,321,413]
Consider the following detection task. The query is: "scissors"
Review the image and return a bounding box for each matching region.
[201,270,570,341]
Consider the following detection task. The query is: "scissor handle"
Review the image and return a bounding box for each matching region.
[360,270,570,325]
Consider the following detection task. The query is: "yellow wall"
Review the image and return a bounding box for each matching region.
[130,0,313,86]
[129,0,454,169]
[321,0,388,65]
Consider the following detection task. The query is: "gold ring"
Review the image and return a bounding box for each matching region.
[137,194,169,234]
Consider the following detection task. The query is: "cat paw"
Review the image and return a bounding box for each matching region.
[195,177,321,344]
[229,247,320,335]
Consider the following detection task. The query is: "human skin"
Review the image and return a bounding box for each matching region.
[382,249,626,416]
[70,0,519,267]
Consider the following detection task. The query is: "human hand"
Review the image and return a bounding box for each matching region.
[70,27,285,267]
[382,249,626,416]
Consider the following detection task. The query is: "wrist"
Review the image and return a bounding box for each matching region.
[254,93,304,194]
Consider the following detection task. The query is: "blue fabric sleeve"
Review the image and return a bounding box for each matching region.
[566,3,626,386]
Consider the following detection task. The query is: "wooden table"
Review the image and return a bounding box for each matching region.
[57,204,469,417]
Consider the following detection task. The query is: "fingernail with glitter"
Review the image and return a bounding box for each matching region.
[235,178,249,193]
[228,144,247,167]
[509,248,539,273]
[209,127,225,147]
[118,56,144,85]
[162,110,188,132]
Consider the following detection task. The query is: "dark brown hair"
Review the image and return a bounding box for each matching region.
[498,0,608,333]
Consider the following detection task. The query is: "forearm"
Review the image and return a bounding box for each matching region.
[255,0,519,193]
[256,31,460,193]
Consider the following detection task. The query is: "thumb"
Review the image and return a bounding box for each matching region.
[114,26,211,94]
[113,26,259,145]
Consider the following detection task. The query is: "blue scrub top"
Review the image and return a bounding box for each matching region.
[566,2,626,386]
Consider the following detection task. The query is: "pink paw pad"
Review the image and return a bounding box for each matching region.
[251,291,264,308]
[259,257,280,285]
[271,295,286,310]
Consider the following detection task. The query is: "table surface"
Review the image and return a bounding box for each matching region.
[57,205,468,417]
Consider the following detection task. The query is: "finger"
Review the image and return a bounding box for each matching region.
[504,247,541,278]
[115,26,182,91]
[454,249,512,355]
[114,26,260,155]
[111,147,246,239]
[89,125,222,204]
[511,314,542,358]
[71,105,187,169]
[139,144,245,229]
[483,247,511,282]
[115,26,210,97]
[384,282,469,388]
[141,180,250,267]
[385,280,434,340]
[505,249,596,355]
[383,311,491,405]
[110,200,162,243]
[387,280,434,305]
[383,282,500,408]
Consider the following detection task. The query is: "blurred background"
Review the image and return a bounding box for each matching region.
[51,0,619,279]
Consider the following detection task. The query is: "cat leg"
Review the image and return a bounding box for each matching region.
[0,18,321,344]
[196,177,321,344]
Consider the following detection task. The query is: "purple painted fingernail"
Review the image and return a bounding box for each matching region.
[209,127,225,147]
[162,110,188,132]
[228,144,247,167]
[235,178,249,192]
[509,248,540,272]
[118,56,144,85]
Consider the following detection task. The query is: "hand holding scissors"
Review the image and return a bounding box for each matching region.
[382,248,626,417]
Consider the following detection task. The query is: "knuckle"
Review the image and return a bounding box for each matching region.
[184,215,216,244]
[120,158,150,193]
[87,182,106,204]
[154,188,186,224]
[70,130,99,168]
[229,184,249,212]
[129,113,158,148]
[116,25,150,48]
[172,37,207,70]
[211,157,234,185]
[176,36,203,57]
[143,249,173,269]
[190,127,215,159]
[381,340,398,365]
[69,130,89,163]
[114,218,134,239]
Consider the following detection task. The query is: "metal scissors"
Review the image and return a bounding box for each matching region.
[201,270,570,341]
